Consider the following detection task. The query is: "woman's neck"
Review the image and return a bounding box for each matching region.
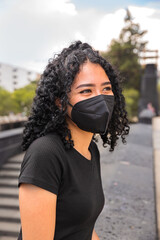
[66,117,93,159]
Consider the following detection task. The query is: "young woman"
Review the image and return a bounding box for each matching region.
[17,40,130,240]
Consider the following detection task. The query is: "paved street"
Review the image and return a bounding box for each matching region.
[0,123,158,240]
[95,123,157,240]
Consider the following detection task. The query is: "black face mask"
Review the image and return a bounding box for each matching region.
[68,94,115,134]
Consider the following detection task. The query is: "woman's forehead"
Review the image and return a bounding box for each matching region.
[72,61,110,87]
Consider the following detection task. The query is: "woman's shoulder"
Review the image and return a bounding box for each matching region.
[26,132,64,154]
[20,132,66,176]
[18,132,64,195]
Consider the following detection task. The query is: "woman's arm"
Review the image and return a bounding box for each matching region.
[19,183,57,239]
[92,229,100,240]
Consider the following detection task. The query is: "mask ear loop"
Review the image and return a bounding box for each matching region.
[67,102,74,121]
[68,102,74,107]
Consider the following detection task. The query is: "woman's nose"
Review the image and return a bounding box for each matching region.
[94,89,102,96]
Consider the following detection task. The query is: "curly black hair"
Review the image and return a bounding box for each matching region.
[21,40,130,152]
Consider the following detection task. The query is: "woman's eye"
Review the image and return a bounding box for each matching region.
[80,89,91,94]
[103,87,112,91]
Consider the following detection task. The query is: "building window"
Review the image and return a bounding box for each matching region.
[13,80,17,85]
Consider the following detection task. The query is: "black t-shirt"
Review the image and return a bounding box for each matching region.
[17,132,105,240]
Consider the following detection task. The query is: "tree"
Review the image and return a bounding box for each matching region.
[0,87,17,115]
[101,8,148,91]
[122,88,140,120]
[120,8,148,55]
[11,80,38,116]
[100,8,149,121]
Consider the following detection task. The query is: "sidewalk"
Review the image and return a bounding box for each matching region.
[152,116,160,240]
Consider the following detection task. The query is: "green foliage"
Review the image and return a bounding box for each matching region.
[123,88,140,121]
[0,87,17,115]
[12,81,37,116]
[103,40,142,90]
[0,80,38,116]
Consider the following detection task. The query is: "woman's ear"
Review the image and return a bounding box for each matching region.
[55,98,61,109]
[55,98,65,111]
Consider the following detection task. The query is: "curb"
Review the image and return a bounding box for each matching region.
[152,116,160,240]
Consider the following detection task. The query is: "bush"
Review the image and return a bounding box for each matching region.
[0,80,38,116]
[122,88,140,122]
[0,87,18,115]
[11,81,37,116]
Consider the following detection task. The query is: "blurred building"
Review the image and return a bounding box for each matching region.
[0,62,41,92]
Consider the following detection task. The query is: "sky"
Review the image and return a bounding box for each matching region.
[0,0,160,73]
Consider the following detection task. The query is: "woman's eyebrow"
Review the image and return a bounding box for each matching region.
[76,81,111,89]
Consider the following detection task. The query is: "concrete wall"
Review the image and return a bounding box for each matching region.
[0,128,24,168]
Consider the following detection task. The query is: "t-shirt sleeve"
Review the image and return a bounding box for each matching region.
[18,136,63,195]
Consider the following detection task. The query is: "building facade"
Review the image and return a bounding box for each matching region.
[0,62,41,92]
